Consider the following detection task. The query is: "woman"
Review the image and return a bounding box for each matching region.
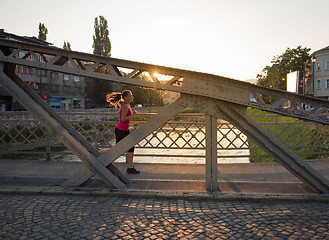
[106,90,140,174]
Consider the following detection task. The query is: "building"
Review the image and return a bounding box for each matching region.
[309,46,329,100]
[0,29,85,111]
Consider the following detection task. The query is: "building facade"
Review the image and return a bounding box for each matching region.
[16,66,85,110]
[0,29,85,111]
[310,46,329,100]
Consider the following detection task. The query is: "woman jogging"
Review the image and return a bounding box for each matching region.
[106,90,140,174]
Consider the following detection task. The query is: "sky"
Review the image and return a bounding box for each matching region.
[1,0,329,81]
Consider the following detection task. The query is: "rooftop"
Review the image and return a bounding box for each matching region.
[0,28,52,46]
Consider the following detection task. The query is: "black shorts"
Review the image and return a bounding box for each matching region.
[115,127,135,153]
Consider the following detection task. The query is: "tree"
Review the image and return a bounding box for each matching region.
[38,23,48,41]
[92,16,112,106]
[92,16,111,56]
[124,74,164,107]
[257,46,311,92]
[63,41,71,50]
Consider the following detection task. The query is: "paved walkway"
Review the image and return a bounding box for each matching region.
[1,159,329,239]
[1,193,329,239]
[1,159,329,195]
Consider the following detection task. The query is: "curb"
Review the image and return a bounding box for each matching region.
[1,186,329,203]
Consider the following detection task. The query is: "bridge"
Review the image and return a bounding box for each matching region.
[1,38,329,193]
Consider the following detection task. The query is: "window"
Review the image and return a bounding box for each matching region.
[327,79,329,89]
[316,62,321,71]
[22,66,28,74]
[28,67,33,75]
[50,72,58,79]
[73,76,80,82]
[326,60,329,71]
[316,79,321,89]
[41,83,48,91]
[38,55,46,63]
[39,83,48,91]
[64,86,72,92]
[64,74,70,81]
[50,84,59,92]
[74,87,81,94]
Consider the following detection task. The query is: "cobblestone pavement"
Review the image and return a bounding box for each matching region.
[1,193,329,239]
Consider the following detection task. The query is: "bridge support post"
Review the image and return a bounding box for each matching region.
[205,114,219,192]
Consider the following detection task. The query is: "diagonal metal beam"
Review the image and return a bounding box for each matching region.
[0,70,127,189]
[5,69,130,186]
[1,39,329,193]
[1,39,329,125]
[5,68,130,184]
[180,93,329,194]
[62,97,186,186]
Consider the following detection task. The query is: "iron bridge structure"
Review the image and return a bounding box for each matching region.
[1,39,329,193]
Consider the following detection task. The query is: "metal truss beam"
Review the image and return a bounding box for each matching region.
[1,39,329,124]
[0,69,129,189]
[180,94,329,194]
[62,98,186,186]
[1,39,329,193]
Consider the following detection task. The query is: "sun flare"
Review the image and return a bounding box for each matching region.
[153,72,174,81]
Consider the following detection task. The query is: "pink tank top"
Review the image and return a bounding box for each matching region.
[116,103,132,131]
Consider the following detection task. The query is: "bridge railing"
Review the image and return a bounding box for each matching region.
[1,111,329,162]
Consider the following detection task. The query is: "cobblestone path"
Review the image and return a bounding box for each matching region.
[0,193,328,239]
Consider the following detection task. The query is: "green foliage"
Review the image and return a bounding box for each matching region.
[95,79,113,106]
[63,41,72,50]
[125,84,164,107]
[96,124,105,132]
[122,74,164,107]
[92,16,113,105]
[82,124,92,131]
[0,125,46,144]
[92,16,111,56]
[131,115,151,121]
[38,23,48,41]
[256,46,311,92]
[247,108,329,162]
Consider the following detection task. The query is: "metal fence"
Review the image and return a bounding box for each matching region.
[1,111,329,163]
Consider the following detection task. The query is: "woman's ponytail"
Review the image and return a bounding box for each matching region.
[106,90,131,108]
[106,92,122,108]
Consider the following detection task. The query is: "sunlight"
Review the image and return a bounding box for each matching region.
[153,72,175,81]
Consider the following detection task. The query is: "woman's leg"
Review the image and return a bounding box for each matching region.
[126,152,134,168]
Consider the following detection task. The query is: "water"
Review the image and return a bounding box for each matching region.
[56,147,250,164]
[53,125,250,164]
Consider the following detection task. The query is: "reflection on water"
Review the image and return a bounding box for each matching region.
[54,125,250,164]
[57,148,249,164]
